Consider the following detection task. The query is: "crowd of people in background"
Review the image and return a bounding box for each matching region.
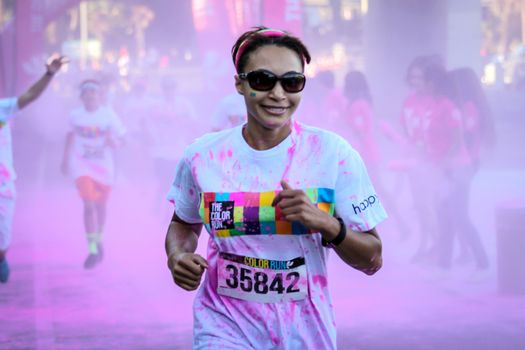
[283,54,495,280]
[302,55,496,280]
[393,56,495,278]
[1,47,496,282]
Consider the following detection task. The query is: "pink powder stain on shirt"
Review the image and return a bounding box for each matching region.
[191,153,201,162]
[191,166,199,181]
[299,306,312,317]
[243,304,265,323]
[307,134,322,156]
[218,149,226,163]
[312,275,328,288]
[188,188,195,197]
[289,300,297,322]
[338,159,345,165]
[307,134,320,146]
[270,332,281,346]
[208,150,214,160]
[362,218,371,230]
[281,143,297,182]
[292,119,303,135]
[227,149,233,158]
[191,152,202,181]
[0,165,11,180]
[232,160,241,174]
[287,144,296,157]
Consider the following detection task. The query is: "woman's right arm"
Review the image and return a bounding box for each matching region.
[165,211,208,291]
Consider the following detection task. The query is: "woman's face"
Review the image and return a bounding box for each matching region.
[81,88,101,111]
[407,66,425,93]
[80,89,100,111]
[235,45,303,131]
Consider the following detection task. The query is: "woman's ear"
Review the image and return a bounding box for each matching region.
[234,75,244,95]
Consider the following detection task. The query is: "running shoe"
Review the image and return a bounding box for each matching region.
[83,253,100,269]
[0,257,10,283]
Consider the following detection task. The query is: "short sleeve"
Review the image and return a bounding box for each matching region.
[334,141,388,232]
[0,98,18,123]
[167,156,202,224]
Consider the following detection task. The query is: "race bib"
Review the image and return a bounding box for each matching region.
[217,252,308,303]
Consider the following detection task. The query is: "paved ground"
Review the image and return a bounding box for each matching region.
[1,165,524,350]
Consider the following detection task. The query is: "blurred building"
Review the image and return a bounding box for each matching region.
[1,0,524,95]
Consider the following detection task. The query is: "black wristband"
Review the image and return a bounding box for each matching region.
[328,217,347,247]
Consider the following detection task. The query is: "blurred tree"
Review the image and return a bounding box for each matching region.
[482,0,524,56]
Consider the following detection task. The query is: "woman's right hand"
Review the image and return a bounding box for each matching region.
[167,252,208,291]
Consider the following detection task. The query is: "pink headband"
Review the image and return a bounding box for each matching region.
[234,29,287,71]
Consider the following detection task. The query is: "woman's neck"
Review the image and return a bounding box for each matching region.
[242,121,292,151]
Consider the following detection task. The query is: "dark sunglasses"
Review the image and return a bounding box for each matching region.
[238,69,306,93]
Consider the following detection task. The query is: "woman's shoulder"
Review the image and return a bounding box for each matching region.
[183,126,241,158]
[296,122,355,152]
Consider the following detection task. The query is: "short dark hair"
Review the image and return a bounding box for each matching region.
[231,26,311,73]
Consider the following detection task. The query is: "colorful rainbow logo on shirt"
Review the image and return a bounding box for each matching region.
[75,125,108,138]
[200,188,335,237]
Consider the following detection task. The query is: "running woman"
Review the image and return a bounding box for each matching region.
[165,27,387,349]
[61,80,126,269]
[398,55,443,262]
[0,55,67,283]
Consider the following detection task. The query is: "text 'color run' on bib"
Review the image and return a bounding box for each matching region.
[217,252,308,303]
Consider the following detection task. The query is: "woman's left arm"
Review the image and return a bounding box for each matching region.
[273,180,382,275]
[323,215,382,275]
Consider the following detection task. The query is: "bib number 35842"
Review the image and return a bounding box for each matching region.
[217,252,308,303]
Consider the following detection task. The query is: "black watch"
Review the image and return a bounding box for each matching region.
[322,217,347,248]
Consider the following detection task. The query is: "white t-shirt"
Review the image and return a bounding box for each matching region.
[69,106,126,185]
[168,121,387,350]
[0,98,18,198]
